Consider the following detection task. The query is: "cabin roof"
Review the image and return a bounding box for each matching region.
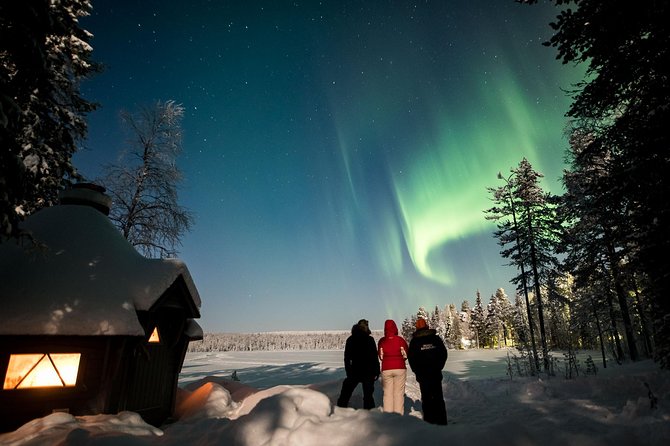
[0,203,201,336]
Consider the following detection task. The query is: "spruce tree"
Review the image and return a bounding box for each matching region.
[496,288,514,348]
[1,0,98,239]
[470,291,486,349]
[485,293,502,348]
[447,304,463,349]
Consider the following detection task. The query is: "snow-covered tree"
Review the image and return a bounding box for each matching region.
[559,129,639,361]
[401,316,416,341]
[447,304,463,349]
[497,288,515,348]
[485,293,502,348]
[416,306,429,323]
[486,159,558,370]
[544,273,573,351]
[459,299,473,344]
[432,305,449,341]
[486,288,514,349]
[512,293,527,347]
[100,100,193,258]
[1,0,98,239]
[470,291,486,349]
[522,0,670,368]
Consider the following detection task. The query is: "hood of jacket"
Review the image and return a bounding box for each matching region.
[384,319,398,336]
[351,324,369,336]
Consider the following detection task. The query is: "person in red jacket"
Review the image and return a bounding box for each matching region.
[377,319,409,414]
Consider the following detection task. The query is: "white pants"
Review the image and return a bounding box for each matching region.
[381,368,407,414]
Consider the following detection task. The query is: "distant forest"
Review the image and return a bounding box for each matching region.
[188,330,385,352]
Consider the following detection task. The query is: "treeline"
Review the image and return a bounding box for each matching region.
[188,330,385,352]
[402,286,606,356]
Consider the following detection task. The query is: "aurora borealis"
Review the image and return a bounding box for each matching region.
[75,0,584,333]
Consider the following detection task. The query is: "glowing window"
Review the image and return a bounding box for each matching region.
[148,327,161,343]
[3,353,81,390]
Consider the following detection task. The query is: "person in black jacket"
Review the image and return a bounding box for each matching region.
[336,319,381,409]
[408,317,448,424]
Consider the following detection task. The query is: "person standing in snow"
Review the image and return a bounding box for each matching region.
[377,319,410,415]
[337,319,381,410]
[408,317,448,425]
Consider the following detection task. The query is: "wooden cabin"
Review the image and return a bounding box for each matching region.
[0,184,203,432]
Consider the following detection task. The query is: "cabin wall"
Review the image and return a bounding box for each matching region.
[119,336,190,425]
[124,307,191,426]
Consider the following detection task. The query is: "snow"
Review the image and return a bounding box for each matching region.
[1,349,668,445]
[0,202,200,336]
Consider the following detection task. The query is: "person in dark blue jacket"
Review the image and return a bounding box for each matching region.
[408,317,448,424]
[336,319,380,409]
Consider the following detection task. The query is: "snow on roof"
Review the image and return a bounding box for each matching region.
[0,203,201,337]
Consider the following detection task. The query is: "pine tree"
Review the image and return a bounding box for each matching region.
[522,0,670,367]
[559,129,639,361]
[1,0,98,239]
[513,158,559,370]
[487,160,559,371]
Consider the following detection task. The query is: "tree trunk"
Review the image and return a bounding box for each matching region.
[631,283,653,358]
[604,233,638,361]
[606,290,624,363]
[527,216,550,373]
[591,296,607,369]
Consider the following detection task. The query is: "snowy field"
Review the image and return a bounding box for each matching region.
[1,349,669,445]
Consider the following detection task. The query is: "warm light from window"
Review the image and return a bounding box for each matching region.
[3,353,81,389]
[148,327,161,343]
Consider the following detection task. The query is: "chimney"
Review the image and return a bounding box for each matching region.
[58,183,112,216]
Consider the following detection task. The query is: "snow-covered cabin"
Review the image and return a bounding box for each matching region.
[0,184,203,432]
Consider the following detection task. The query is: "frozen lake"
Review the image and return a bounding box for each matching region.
[180,348,554,388]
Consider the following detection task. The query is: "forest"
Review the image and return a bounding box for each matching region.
[188,331,384,352]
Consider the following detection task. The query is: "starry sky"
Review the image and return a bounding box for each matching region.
[74,0,584,333]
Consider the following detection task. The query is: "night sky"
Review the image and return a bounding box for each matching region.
[75,0,584,333]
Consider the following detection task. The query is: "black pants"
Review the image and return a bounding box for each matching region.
[337,376,375,409]
[418,379,447,425]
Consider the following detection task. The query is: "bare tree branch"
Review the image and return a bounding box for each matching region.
[99,100,194,258]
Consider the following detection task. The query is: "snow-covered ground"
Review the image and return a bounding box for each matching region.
[1,349,668,445]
